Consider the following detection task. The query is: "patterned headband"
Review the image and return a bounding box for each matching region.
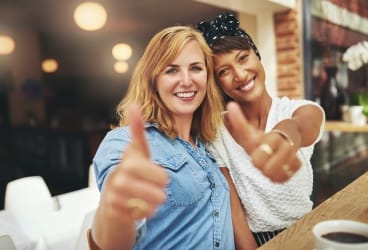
[196,13,261,59]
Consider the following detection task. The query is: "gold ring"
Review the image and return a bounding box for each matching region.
[259,143,273,156]
[126,198,148,219]
[282,164,293,178]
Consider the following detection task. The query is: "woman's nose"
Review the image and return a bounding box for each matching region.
[234,67,246,82]
[179,71,192,86]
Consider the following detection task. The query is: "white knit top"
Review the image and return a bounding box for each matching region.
[207,97,325,232]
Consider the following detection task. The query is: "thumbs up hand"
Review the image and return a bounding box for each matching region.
[224,102,301,183]
[100,103,169,223]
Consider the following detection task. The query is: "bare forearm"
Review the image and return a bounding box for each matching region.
[233,213,257,250]
[220,168,257,250]
[272,105,324,148]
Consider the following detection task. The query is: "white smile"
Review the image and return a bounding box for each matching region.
[238,78,255,91]
[175,91,196,98]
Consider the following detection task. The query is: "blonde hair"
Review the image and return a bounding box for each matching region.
[117,26,224,142]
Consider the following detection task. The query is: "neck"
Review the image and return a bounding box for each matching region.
[175,115,194,144]
[241,97,272,130]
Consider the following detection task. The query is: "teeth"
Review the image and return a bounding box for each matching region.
[176,92,195,98]
[239,79,255,91]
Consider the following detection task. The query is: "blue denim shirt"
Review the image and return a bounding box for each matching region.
[93,124,235,250]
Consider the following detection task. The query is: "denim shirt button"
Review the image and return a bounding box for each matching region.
[211,183,216,189]
[214,210,219,217]
[215,241,220,247]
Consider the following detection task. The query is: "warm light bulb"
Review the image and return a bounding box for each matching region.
[112,43,132,60]
[74,2,107,31]
[41,58,58,73]
[114,61,129,74]
[0,35,15,55]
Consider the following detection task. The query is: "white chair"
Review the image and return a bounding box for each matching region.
[75,209,95,250]
[0,234,17,250]
[88,164,97,188]
[4,176,53,212]
[4,176,54,243]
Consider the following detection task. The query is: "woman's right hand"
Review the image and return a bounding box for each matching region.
[224,102,301,183]
[93,103,168,249]
[101,103,168,222]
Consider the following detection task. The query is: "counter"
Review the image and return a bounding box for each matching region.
[325,121,368,132]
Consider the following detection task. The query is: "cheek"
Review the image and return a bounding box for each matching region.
[156,76,172,92]
[255,68,266,84]
[218,77,233,91]
[255,62,265,77]
[194,72,208,88]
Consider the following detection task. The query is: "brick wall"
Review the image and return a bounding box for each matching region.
[272,0,368,99]
[311,17,368,48]
[274,9,303,99]
[329,0,368,18]
[312,0,368,48]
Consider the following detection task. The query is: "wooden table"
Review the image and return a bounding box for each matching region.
[258,171,368,250]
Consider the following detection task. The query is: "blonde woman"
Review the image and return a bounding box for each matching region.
[90,26,256,250]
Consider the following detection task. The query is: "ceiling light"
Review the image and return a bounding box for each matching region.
[74,2,107,31]
[112,43,132,61]
[41,58,58,73]
[0,35,15,55]
[114,61,129,74]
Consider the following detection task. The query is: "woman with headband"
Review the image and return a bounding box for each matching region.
[197,13,325,246]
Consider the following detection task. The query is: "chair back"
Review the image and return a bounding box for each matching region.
[88,164,97,188]
[75,209,96,250]
[0,234,17,250]
[4,176,53,211]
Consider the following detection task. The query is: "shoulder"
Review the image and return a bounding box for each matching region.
[210,125,236,149]
[104,123,164,142]
[277,96,321,108]
[93,124,168,190]
[207,125,248,167]
[104,126,130,141]
[94,124,165,167]
[272,96,323,115]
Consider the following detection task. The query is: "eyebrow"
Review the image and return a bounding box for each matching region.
[167,61,205,67]
[190,61,205,66]
[235,50,243,58]
[214,51,245,71]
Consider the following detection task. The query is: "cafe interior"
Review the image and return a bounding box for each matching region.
[0,0,367,249]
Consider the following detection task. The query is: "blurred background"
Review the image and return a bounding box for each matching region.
[0,0,368,209]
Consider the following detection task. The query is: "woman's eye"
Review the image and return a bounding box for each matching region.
[239,54,248,63]
[165,67,177,74]
[191,65,203,72]
[217,69,228,77]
